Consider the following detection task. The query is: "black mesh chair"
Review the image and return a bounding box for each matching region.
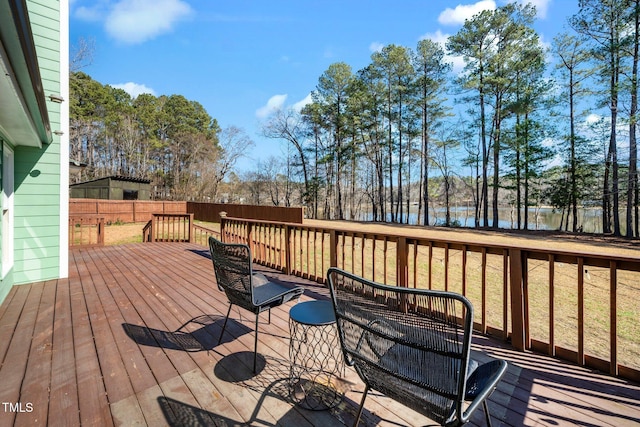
[327,267,507,427]
[209,237,304,372]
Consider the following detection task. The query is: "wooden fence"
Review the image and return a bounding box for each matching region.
[187,202,303,224]
[70,199,303,224]
[70,199,187,223]
[219,216,640,383]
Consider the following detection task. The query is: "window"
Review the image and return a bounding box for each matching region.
[123,189,138,200]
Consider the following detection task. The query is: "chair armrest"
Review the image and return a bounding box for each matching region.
[462,359,508,422]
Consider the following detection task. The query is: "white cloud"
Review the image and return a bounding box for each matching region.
[539,34,551,52]
[74,5,103,21]
[421,29,449,46]
[111,82,156,98]
[105,0,193,45]
[438,0,496,26]
[585,113,602,125]
[369,42,384,53]
[292,93,312,112]
[420,30,466,74]
[256,94,288,119]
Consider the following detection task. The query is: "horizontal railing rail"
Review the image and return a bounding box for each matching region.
[219,216,640,382]
[193,224,220,246]
[69,215,105,248]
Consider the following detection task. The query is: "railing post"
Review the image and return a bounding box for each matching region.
[247,221,254,259]
[397,237,408,288]
[97,217,105,246]
[509,248,526,352]
[188,213,194,243]
[329,229,337,269]
[150,214,156,243]
[285,224,292,275]
[397,236,409,313]
[219,212,227,243]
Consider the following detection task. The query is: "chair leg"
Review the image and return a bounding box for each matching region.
[483,399,493,427]
[353,386,369,427]
[253,312,260,373]
[218,304,232,345]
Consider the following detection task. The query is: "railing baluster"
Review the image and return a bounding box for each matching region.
[610,260,618,376]
[412,240,418,289]
[548,254,556,356]
[444,243,450,292]
[372,236,377,282]
[549,254,555,356]
[482,247,487,334]
[383,237,388,284]
[578,257,585,366]
[461,246,467,296]
[428,242,433,290]
[502,249,509,341]
[351,233,356,274]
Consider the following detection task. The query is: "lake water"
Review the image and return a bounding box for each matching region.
[357,206,608,234]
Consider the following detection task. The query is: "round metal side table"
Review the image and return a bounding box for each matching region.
[289,300,345,410]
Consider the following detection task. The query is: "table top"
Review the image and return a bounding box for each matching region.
[289,300,336,326]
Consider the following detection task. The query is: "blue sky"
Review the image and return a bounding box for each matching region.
[69,0,577,172]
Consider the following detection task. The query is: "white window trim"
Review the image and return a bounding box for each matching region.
[2,143,14,278]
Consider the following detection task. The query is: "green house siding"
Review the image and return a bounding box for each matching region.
[11,0,64,287]
[0,0,69,302]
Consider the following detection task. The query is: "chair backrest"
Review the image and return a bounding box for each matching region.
[327,267,474,426]
[208,237,253,305]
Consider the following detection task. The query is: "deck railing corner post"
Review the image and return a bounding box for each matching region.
[247,222,254,258]
[397,236,409,288]
[509,248,527,352]
[98,217,105,245]
[219,212,227,243]
[150,214,156,243]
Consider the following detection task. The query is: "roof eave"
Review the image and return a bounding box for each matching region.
[0,0,52,147]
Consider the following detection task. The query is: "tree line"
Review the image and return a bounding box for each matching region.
[70,1,640,236]
[69,71,250,201]
[260,1,640,237]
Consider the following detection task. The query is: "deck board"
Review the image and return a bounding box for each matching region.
[0,242,638,426]
[15,280,56,427]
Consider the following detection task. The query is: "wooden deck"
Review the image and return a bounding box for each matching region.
[0,243,638,426]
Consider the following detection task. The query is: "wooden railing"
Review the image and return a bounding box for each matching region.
[143,213,194,242]
[192,224,220,246]
[219,216,640,382]
[69,216,105,248]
